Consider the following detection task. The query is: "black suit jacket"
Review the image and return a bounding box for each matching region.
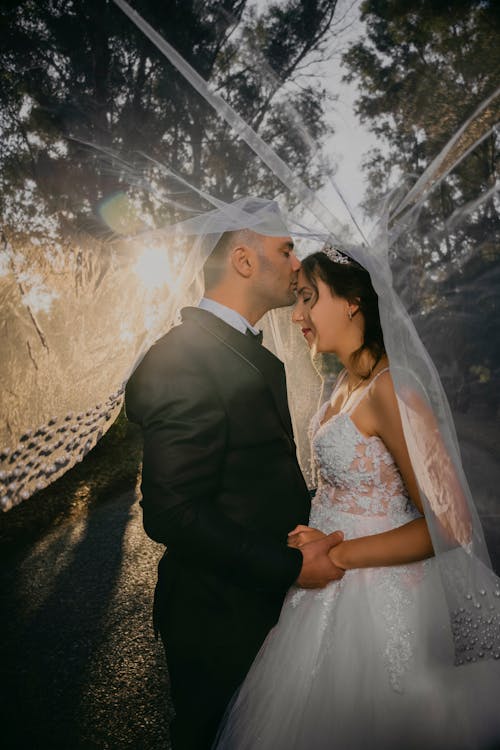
[125,307,310,738]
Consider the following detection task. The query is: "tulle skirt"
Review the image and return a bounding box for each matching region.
[214,509,500,750]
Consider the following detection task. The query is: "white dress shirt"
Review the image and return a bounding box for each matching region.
[198,297,261,336]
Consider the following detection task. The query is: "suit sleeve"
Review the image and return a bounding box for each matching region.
[125,341,303,593]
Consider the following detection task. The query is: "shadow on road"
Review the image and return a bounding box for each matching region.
[0,489,170,750]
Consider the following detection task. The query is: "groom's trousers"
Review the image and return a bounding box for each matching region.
[156,554,286,749]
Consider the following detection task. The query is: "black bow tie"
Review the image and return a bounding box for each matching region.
[245,328,263,344]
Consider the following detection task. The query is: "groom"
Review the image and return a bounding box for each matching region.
[125,200,344,749]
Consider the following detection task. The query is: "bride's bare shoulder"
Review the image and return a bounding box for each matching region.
[369,369,398,415]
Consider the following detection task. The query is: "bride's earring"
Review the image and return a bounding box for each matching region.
[348,309,353,321]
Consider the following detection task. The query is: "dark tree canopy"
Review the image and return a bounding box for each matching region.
[0,0,339,235]
[343,0,498,223]
[342,0,500,408]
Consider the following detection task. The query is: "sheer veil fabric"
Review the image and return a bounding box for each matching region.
[0,0,499,678]
[114,1,500,666]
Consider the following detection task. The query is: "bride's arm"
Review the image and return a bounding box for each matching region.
[330,517,432,569]
[329,371,434,570]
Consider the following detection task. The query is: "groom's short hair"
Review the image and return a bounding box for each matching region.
[203,228,258,290]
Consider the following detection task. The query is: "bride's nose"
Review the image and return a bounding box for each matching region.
[292,304,304,323]
[290,252,301,272]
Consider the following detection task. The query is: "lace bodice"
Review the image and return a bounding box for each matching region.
[310,369,421,528]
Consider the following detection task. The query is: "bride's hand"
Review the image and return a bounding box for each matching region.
[287,525,326,548]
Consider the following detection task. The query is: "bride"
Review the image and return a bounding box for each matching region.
[214,244,500,750]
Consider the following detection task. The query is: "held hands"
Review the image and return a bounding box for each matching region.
[287,524,326,548]
[289,526,346,589]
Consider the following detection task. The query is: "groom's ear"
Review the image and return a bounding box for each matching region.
[230,245,254,278]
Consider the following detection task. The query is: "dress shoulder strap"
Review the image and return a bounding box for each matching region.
[329,368,348,401]
[344,367,390,415]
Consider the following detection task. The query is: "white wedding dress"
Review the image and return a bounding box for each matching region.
[215,369,500,750]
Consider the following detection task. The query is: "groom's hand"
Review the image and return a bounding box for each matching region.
[296,531,345,589]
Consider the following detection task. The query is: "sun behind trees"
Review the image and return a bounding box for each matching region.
[0,0,344,511]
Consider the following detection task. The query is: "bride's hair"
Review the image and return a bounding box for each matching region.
[301,251,386,376]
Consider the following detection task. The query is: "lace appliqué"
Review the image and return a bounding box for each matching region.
[284,373,500,702]
[312,412,414,520]
[290,587,307,608]
[377,566,424,693]
[288,562,422,693]
[304,394,425,693]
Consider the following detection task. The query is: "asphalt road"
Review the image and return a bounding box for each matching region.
[0,488,171,750]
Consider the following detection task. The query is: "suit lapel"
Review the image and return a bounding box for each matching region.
[182,307,294,438]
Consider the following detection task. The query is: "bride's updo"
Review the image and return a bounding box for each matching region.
[301,249,386,376]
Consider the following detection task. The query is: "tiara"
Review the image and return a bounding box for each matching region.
[322,243,351,265]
